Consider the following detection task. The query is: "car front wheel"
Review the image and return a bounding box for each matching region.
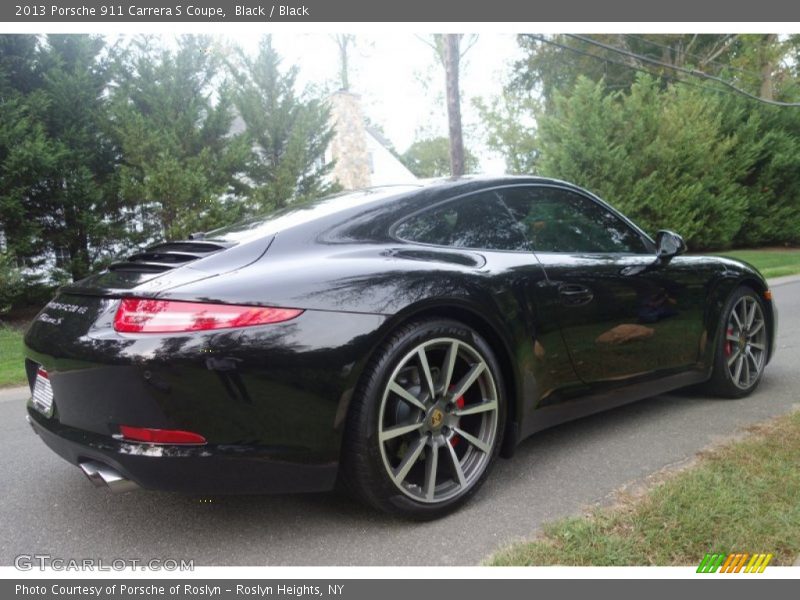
[705,286,769,398]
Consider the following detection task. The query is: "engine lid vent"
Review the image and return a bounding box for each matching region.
[109,240,233,274]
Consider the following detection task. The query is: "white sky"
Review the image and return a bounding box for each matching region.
[230,33,524,172]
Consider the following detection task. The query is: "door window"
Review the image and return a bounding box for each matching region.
[500,186,652,254]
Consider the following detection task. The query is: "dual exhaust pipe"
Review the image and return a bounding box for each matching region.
[79,460,140,493]
[26,415,140,493]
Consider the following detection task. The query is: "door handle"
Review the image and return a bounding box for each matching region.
[558,283,594,306]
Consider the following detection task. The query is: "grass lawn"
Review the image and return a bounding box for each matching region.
[488,410,800,566]
[0,325,26,388]
[714,248,800,279]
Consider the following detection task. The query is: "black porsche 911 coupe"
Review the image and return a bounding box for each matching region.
[24,176,776,518]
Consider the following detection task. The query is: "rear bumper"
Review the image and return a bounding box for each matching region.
[23,305,389,494]
[27,405,338,494]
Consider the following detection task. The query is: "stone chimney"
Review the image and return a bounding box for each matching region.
[329,91,371,190]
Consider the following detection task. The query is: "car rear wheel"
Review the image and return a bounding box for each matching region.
[341,319,506,519]
[705,286,769,398]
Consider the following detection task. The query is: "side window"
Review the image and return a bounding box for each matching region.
[394,191,530,252]
[500,186,651,254]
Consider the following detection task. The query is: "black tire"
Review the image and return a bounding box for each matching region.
[704,286,769,398]
[340,319,506,520]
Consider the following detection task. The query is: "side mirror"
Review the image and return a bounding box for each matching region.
[655,230,687,264]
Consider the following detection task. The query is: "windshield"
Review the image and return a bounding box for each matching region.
[205,186,420,244]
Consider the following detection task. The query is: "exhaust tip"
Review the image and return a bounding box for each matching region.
[78,460,140,493]
[79,461,106,488]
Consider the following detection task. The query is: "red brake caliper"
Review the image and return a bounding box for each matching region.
[725,326,733,357]
[449,390,465,447]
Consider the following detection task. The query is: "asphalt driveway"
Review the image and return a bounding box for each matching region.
[1,277,798,566]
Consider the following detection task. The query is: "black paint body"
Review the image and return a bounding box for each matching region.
[24,177,777,493]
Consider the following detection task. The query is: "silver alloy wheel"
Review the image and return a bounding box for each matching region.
[377,337,499,504]
[725,295,767,390]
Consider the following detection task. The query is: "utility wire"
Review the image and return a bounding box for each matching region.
[565,34,800,107]
[530,35,732,98]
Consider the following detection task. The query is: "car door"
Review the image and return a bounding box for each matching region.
[498,184,708,385]
[392,188,583,399]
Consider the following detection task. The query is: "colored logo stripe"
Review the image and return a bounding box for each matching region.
[697,553,725,573]
[746,553,773,573]
[697,553,773,573]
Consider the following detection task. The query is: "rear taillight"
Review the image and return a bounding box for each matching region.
[113,298,303,333]
[118,425,207,445]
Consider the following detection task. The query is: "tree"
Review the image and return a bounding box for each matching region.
[0,35,61,267]
[111,35,250,241]
[479,33,800,248]
[400,136,478,177]
[724,34,795,102]
[537,75,754,249]
[512,34,741,105]
[442,35,465,176]
[37,35,125,280]
[473,88,540,174]
[0,35,123,282]
[332,34,355,91]
[723,97,800,247]
[420,34,478,177]
[0,250,24,314]
[231,36,337,213]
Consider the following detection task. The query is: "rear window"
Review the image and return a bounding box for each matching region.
[207,186,419,244]
[394,190,530,252]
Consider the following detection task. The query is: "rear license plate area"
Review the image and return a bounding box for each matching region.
[32,367,54,417]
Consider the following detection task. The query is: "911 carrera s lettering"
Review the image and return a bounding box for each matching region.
[44,301,87,314]
[36,313,62,325]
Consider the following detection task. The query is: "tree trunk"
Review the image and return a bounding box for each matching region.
[64,202,90,281]
[759,34,778,102]
[161,201,176,241]
[69,227,89,282]
[443,34,465,177]
[339,38,349,91]
[334,34,354,91]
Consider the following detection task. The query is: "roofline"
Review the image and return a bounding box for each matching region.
[379,174,577,188]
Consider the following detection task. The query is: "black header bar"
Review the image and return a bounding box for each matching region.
[4,0,800,23]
